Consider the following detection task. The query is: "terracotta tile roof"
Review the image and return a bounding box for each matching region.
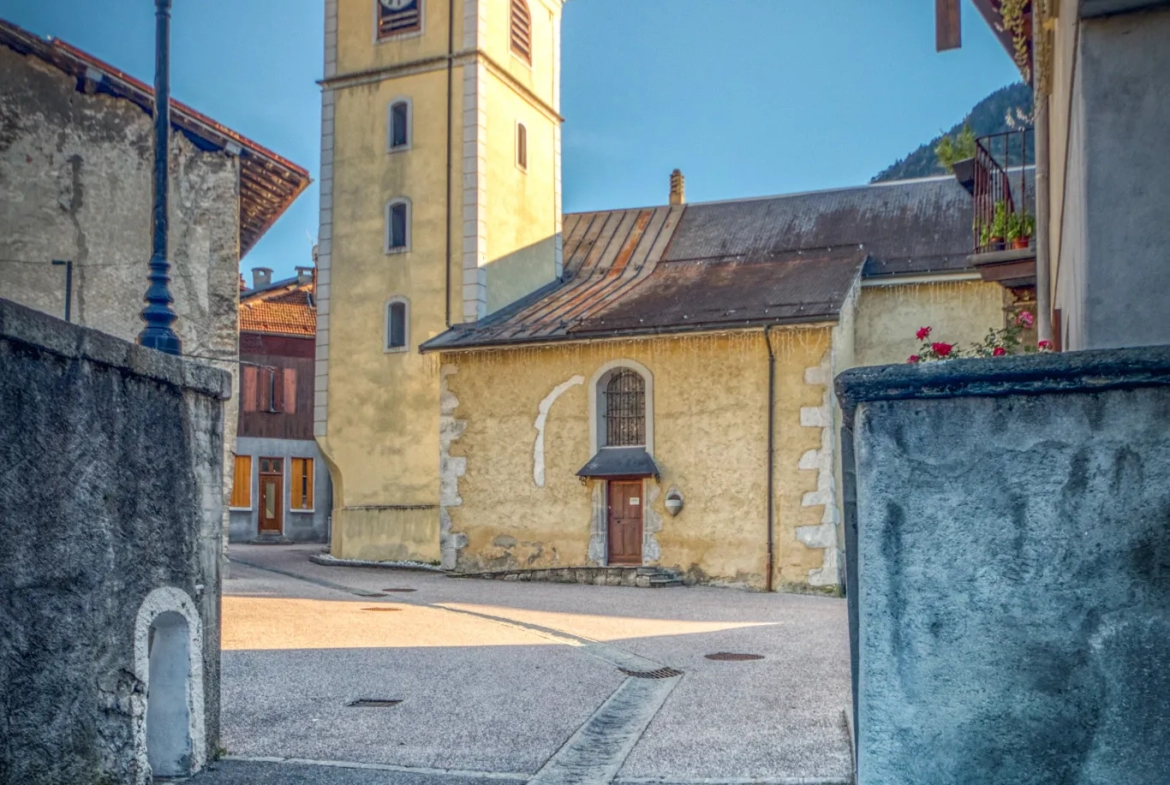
[421,177,976,353]
[239,278,316,337]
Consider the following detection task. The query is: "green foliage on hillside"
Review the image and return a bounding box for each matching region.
[872,82,1034,183]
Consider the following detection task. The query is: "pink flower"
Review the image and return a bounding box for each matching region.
[916,326,932,341]
[1017,311,1035,328]
[908,355,921,364]
[993,346,1006,357]
[932,342,954,358]
[1038,340,1054,351]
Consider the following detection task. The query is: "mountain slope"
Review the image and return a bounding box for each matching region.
[872,82,1034,183]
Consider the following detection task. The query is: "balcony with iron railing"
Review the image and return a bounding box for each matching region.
[959,128,1037,289]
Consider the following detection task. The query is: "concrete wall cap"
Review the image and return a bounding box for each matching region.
[835,344,1170,417]
[0,298,231,401]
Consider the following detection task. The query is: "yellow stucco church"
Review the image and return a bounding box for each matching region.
[315,0,1010,591]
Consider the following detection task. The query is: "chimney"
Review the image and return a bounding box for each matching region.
[251,267,273,289]
[296,266,314,285]
[669,169,686,205]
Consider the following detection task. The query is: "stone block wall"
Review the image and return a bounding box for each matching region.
[836,347,1170,784]
[0,300,229,785]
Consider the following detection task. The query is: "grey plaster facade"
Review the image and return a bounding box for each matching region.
[836,348,1170,785]
[230,437,332,543]
[1050,5,1170,350]
[0,299,229,784]
[0,38,241,562]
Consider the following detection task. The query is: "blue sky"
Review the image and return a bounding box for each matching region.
[5,1,1021,280]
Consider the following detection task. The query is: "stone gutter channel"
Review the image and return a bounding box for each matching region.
[227,558,849,785]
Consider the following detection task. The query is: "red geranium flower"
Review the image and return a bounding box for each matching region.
[931,342,954,357]
[916,326,932,341]
[993,346,1006,357]
[908,355,921,364]
[1017,311,1035,328]
[1038,340,1054,351]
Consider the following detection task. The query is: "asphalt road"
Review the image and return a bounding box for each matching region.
[194,544,852,785]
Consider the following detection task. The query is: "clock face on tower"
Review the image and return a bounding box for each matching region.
[377,0,421,39]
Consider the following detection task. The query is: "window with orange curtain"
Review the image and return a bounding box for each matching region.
[230,455,252,509]
[291,457,314,511]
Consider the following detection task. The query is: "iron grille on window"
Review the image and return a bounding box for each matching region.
[510,0,532,62]
[378,0,422,40]
[605,370,645,447]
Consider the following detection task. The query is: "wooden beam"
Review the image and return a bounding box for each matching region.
[936,0,962,51]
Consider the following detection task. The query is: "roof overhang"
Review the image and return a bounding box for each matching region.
[0,19,310,257]
[577,448,660,480]
[1080,0,1170,17]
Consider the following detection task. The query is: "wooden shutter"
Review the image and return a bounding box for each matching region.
[282,368,298,414]
[291,457,314,510]
[230,455,252,508]
[242,366,258,412]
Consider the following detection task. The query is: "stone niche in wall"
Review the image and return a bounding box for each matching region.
[0,299,229,785]
[837,346,1170,785]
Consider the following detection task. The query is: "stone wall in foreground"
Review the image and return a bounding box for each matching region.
[837,347,1170,785]
[0,299,229,785]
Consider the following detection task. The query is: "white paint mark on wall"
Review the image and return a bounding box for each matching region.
[533,375,584,488]
[797,351,841,588]
[440,365,468,570]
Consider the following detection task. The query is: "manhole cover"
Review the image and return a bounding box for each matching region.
[353,592,387,598]
[704,652,764,661]
[348,699,402,708]
[361,607,401,612]
[382,588,417,593]
[619,667,683,679]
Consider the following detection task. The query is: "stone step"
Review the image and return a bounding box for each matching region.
[453,565,685,588]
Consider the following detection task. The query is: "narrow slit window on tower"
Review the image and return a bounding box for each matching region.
[386,298,409,351]
[377,0,422,40]
[389,99,411,151]
[516,122,528,171]
[510,0,532,62]
[386,199,410,252]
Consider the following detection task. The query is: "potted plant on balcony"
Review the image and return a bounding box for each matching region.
[987,201,1008,251]
[1018,213,1036,249]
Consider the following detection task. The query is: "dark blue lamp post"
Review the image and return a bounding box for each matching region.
[138,0,182,355]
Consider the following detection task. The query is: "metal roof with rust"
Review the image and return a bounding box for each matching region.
[0,18,310,257]
[422,176,974,352]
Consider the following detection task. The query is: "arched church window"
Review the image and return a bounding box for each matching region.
[510,0,532,63]
[377,0,422,41]
[604,370,645,447]
[389,99,411,151]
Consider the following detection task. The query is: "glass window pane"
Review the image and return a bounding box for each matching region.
[389,303,406,347]
[391,103,408,148]
[264,481,276,517]
[390,204,407,248]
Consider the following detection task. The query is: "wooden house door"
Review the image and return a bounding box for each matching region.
[258,457,283,534]
[607,480,643,565]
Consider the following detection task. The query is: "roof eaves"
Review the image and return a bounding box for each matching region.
[419,313,840,355]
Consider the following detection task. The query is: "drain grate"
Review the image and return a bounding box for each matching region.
[361,607,401,612]
[348,698,403,708]
[353,592,387,598]
[704,652,764,661]
[382,588,417,593]
[619,667,683,679]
